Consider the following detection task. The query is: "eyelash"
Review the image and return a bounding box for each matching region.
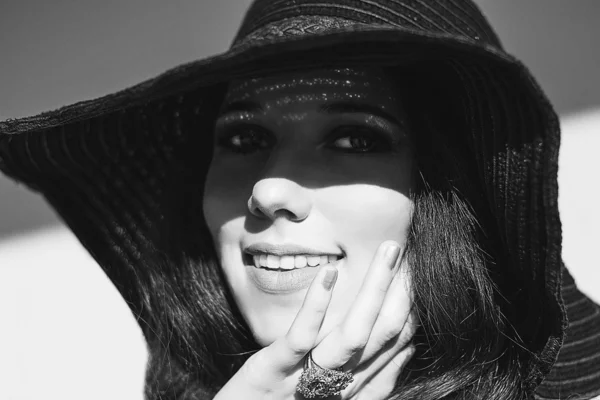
[215,124,393,155]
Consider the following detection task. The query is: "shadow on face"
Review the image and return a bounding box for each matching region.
[202,66,415,345]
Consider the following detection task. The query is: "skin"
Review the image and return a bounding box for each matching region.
[204,67,418,397]
[204,66,414,344]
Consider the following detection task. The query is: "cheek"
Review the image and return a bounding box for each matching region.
[202,163,250,237]
[320,184,413,240]
[315,185,413,340]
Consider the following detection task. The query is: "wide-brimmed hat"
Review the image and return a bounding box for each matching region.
[1,1,599,398]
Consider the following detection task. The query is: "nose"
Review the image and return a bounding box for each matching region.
[248,178,312,222]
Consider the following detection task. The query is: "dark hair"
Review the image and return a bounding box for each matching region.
[140,65,531,399]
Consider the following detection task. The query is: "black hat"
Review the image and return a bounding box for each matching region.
[1,1,599,398]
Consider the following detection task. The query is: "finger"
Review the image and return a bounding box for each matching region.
[370,343,416,394]
[261,266,338,372]
[312,240,401,368]
[366,344,417,397]
[346,261,414,369]
[341,343,416,400]
[348,311,418,374]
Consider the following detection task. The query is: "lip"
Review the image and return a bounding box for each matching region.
[245,256,344,294]
[244,242,343,257]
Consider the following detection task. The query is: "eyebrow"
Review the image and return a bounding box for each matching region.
[318,102,404,127]
[218,100,404,127]
[219,100,263,115]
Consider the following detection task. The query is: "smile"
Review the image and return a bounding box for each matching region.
[244,253,344,270]
[244,253,345,294]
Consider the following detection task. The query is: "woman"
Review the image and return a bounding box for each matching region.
[1,1,599,399]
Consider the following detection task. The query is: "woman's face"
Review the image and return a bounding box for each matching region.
[203,67,415,346]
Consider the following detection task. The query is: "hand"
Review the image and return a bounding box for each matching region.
[214,240,418,400]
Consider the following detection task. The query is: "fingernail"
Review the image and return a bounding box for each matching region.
[385,242,401,261]
[322,268,338,291]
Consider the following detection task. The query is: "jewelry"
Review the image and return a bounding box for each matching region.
[296,350,354,398]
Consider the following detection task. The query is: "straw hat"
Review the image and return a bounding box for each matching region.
[1,1,598,397]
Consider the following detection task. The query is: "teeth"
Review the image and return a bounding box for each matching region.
[295,256,307,268]
[307,256,321,267]
[267,255,279,269]
[280,256,295,270]
[250,254,340,270]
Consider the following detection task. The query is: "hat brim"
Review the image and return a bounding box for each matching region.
[0,24,578,394]
[1,26,528,135]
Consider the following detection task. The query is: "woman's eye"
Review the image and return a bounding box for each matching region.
[215,125,392,155]
[328,126,391,153]
[216,126,270,155]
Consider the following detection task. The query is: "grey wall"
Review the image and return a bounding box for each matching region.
[1,0,599,239]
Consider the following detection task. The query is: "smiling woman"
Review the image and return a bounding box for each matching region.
[1,1,600,399]
[203,67,415,347]
[153,63,531,399]
[148,61,533,399]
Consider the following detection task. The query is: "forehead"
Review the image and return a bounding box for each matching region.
[223,67,402,110]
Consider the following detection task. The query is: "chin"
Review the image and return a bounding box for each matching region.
[249,309,342,348]
[247,309,303,347]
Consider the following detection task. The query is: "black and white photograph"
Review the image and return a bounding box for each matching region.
[1,1,599,399]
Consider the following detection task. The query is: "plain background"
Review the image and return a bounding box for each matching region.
[0,1,599,399]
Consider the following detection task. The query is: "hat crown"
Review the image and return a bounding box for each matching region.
[231,0,502,48]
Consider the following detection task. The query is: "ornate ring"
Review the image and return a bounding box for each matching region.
[296,350,354,398]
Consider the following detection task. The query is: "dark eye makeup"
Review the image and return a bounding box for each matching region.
[214,121,398,155]
[324,125,393,153]
[214,123,273,155]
